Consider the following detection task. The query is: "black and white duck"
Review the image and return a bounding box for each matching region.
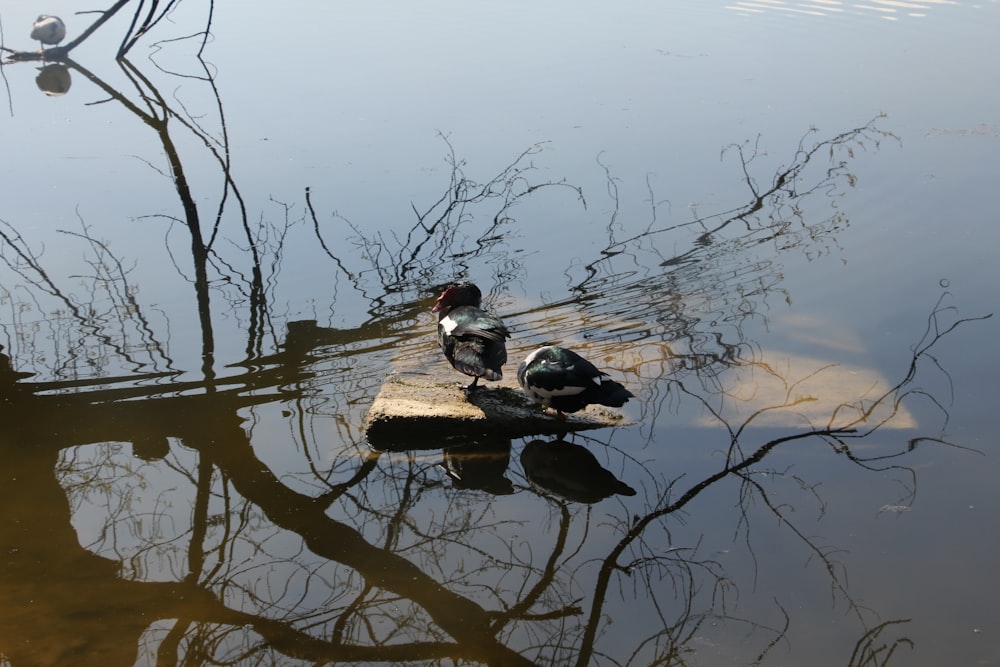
[432,281,510,391]
[517,345,633,416]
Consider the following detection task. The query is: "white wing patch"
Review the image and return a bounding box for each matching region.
[440,315,460,335]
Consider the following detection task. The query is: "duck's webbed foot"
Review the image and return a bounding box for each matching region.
[542,406,567,420]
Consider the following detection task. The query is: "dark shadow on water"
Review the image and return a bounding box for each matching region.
[521,437,636,504]
[442,436,515,495]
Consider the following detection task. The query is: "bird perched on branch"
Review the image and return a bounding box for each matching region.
[432,281,510,391]
[31,15,66,51]
[518,345,634,417]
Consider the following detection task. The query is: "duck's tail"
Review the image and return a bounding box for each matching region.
[595,379,634,408]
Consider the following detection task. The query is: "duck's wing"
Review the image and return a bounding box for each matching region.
[445,306,510,343]
[523,356,597,397]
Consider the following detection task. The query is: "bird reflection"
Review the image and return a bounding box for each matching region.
[441,437,515,494]
[35,64,72,96]
[520,438,636,503]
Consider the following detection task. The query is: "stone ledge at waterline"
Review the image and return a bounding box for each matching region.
[364,368,634,450]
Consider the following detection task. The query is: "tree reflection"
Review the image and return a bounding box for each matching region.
[0,216,174,379]
[2,0,213,62]
[0,29,992,667]
[305,133,584,302]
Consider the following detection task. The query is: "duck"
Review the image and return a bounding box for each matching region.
[432,281,510,391]
[31,15,66,50]
[517,345,634,417]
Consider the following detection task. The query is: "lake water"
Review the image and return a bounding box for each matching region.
[1,1,998,665]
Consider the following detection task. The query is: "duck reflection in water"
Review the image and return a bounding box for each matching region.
[441,437,515,494]
[521,438,636,504]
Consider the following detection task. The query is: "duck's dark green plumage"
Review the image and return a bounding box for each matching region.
[517,345,633,415]
[432,281,510,390]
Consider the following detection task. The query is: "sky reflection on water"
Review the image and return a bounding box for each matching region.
[1,1,998,666]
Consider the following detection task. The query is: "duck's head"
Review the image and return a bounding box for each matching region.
[432,281,482,313]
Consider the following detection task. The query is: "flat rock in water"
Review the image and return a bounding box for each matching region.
[364,368,632,450]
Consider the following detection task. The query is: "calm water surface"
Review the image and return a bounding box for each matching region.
[1,1,998,665]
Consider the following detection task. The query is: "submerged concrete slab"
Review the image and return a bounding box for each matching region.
[364,368,632,451]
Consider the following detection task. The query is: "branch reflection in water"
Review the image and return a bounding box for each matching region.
[0,34,990,667]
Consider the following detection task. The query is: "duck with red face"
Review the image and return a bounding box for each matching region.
[432,281,510,391]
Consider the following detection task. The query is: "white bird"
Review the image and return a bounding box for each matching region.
[31,15,66,51]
